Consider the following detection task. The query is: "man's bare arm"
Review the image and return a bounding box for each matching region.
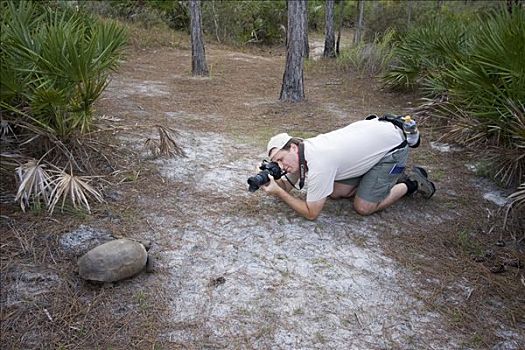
[274,189,326,220]
[262,176,325,220]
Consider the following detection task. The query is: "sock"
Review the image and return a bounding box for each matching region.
[402,178,418,196]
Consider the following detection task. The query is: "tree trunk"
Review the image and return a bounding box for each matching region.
[211,0,220,43]
[407,0,413,27]
[353,0,365,44]
[304,0,309,60]
[190,0,209,76]
[304,21,310,59]
[323,0,336,58]
[336,0,344,56]
[280,0,307,102]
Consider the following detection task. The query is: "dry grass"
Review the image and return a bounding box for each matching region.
[380,187,525,348]
[124,21,190,51]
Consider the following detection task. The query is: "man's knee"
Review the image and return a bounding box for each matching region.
[353,198,377,216]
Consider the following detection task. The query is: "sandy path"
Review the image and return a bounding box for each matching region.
[94,43,522,349]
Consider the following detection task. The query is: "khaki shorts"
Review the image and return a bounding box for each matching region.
[335,147,409,203]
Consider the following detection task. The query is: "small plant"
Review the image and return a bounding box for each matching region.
[135,291,148,310]
[1,0,128,138]
[293,307,305,316]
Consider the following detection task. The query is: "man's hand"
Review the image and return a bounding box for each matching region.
[261,175,283,195]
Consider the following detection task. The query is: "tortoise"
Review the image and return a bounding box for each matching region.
[78,239,154,282]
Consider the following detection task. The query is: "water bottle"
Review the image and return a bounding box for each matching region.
[401,115,420,147]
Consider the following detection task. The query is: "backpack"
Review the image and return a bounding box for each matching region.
[365,113,421,148]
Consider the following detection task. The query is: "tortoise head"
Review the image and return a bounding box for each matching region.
[140,240,152,251]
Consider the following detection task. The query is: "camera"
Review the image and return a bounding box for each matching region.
[247,161,285,192]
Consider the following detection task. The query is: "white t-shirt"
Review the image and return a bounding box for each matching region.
[303,119,405,202]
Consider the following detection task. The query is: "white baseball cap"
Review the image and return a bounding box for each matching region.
[267,133,292,156]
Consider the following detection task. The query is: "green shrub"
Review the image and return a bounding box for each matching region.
[365,0,502,43]
[432,9,524,188]
[307,0,325,32]
[0,1,127,138]
[383,7,524,188]
[200,0,287,45]
[337,29,396,77]
[382,18,470,91]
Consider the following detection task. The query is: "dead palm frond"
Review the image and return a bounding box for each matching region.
[433,101,488,147]
[14,159,53,211]
[144,138,160,157]
[143,125,185,158]
[0,119,15,140]
[504,182,525,238]
[158,125,185,157]
[47,168,104,214]
[508,183,525,211]
[0,151,24,172]
[1,111,84,172]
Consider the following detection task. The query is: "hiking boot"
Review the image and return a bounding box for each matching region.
[408,166,436,199]
[396,171,409,184]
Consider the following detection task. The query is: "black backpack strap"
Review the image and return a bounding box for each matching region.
[378,114,405,130]
[387,140,408,153]
[378,114,408,152]
[366,113,413,151]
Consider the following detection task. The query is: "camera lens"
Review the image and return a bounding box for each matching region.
[247,171,270,192]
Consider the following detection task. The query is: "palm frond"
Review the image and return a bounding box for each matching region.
[0,151,24,173]
[47,169,104,214]
[144,138,160,157]
[0,119,15,140]
[504,182,525,234]
[158,125,185,157]
[14,159,53,211]
[1,1,127,138]
[508,183,525,210]
[143,125,185,158]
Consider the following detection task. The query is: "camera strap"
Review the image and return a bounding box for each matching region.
[298,142,307,190]
[282,142,307,191]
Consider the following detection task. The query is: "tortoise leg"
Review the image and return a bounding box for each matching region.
[146,255,155,273]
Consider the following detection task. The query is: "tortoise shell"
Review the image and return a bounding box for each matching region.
[78,239,148,282]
